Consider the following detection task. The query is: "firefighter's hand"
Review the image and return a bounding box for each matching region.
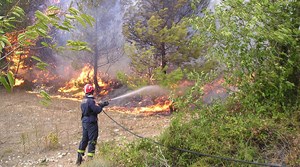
[99,101,109,107]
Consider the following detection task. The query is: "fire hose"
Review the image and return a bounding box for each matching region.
[102,110,283,167]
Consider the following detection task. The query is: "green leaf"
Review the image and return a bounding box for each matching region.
[0,76,11,92]
[62,20,74,29]
[47,5,60,11]
[15,51,24,55]
[65,14,75,19]
[17,33,25,42]
[35,11,50,22]
[68,7,79,15]
[40,90,51,106]
[0,41,4,49]
[0,36,11,46]
[13,6,25,16]
[36,28,48,37]
[40,90,51,100]
[57,25,70,31]
[31,55,42,62]
[66,40,92,51]
[74,15,86,27]
[80,14,95,27]
[36,62,49,70]
[25,30,39,39]
[12,12,20,18]
[7,71,14,89]
[41,42,49,47]
[32,56,49,70]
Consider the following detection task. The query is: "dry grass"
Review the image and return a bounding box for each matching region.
[0,88,171,166]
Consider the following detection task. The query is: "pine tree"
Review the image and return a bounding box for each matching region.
[123,0,210,79]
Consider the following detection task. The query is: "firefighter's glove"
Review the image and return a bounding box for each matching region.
[99,101,109,107]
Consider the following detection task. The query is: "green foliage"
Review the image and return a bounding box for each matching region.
[101,90,299,166]
[44,131,60,150]
[98,140,170,167]
[0,1,95,92]
[0,3,25,52]
[161,105,256,166]
[0,4,25,33]
[116,67,184,90]
[123,0,209,76]
[100,1,299,166]
[185,60,219,74]
[118,43,185,88]
[0,71,14,92]
[124,44,157,79]
[0,75,10,91]
[40,90,51,106]
[160,96,300,166]
[116,72,149,89]
[171,71,206,110]
[102,69,299,166]
[66,40,92,51]
[191,0,300,113]
[154,67,184,88]
[31,56,48,70]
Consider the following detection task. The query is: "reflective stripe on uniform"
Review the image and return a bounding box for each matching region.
[77,149,85,154]
[87,152,94,157]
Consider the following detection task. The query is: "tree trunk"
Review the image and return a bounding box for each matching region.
[93,21,100,95]
[161,42,167,74]
[93,51,100,95]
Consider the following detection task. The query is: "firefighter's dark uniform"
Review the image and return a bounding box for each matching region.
[77,94,104,158]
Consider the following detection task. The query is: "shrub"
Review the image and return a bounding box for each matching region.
[44,131,61,150]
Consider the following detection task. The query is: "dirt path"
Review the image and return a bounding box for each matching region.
[0,89,171,167]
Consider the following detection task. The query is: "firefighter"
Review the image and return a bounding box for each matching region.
[76,84,109,165]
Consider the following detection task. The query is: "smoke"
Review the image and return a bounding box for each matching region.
[43,0,132,80]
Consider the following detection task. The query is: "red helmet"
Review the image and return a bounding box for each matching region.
[83,84,94,94]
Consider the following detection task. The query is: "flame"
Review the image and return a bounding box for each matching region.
[107,97,173,115]
[9,53,29,72]
[2,31,32,87]
[5,31,29,73]
[58,65,111,98]
[14,78,24,86]
[135,100,172,113]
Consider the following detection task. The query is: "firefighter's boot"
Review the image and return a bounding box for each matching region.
[76,153,83,166]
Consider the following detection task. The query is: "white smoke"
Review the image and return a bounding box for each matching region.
[43,0,132,79]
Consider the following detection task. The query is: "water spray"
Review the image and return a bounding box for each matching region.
[109,85,168,102]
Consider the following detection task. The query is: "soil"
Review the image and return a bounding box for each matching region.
[0,89,171,167]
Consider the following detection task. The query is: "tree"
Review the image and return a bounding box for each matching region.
[123,0,209,80]
[65,0,124,95]
[0,0,94,92]
[191,0,300,112]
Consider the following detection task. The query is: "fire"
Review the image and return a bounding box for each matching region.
[2,31,37,87]
[14,78,25,86]
[134,100,172,113]
[9,52,29,72]
[58,65,111,98]
[4,31,30,75]
[107,97,173,115]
